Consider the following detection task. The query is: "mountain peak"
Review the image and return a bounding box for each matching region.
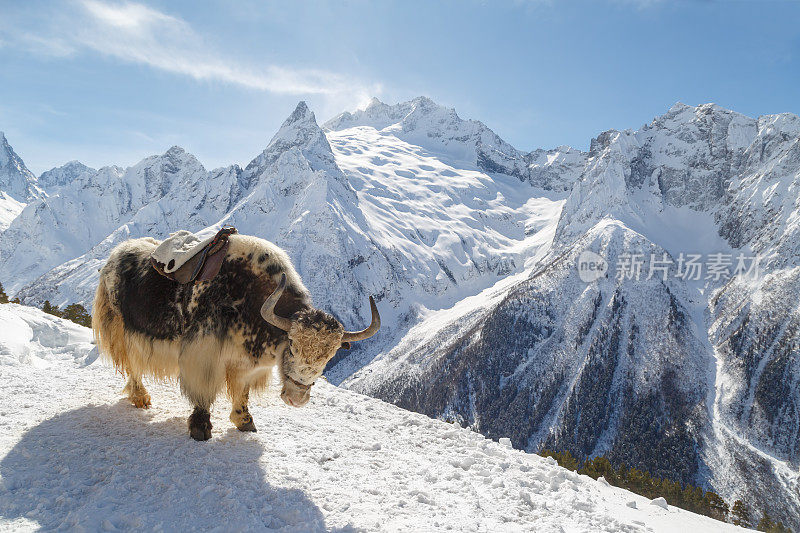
[0,131,40,202]
[245,101,334,173]
[37,160,99,189]
[668,101,690,114]
[162,146,194,163]
[274,101,321,138]
[323,95,450,133]
[0,131,15,167]
[409,95,440,109]
[283,101,315,128]
[166,145,186,155]
[142,146,204,175]
[272,101,323,145]
[364,96,384,109]
[660,101,751,124]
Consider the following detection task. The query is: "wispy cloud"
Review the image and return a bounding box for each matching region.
[1,0,380,105]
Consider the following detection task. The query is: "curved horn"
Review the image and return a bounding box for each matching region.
[342,296,381,342]
[260,274,293,332]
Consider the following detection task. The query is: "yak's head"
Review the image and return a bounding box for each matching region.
[260,273,380,407]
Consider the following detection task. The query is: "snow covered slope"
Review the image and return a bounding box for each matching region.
[0,303,740,532]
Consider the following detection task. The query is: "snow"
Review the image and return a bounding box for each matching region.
[324,97,585,192]
[0,304,740,532]
[650,498,669,511]
[0,193,24,232]
[0,304,97,368]
[328,125,562,308]
[1,96,799,525]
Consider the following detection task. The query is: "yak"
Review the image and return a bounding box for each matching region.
[92,234,380,440]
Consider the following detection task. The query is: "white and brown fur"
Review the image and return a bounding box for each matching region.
[93,234,348,440]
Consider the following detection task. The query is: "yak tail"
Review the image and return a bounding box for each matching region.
[92,275,129,375]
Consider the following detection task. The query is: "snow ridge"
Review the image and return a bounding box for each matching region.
[325,97,586,191]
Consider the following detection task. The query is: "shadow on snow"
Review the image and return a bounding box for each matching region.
[0,401,349,532]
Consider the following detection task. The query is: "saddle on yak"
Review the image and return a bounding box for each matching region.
[150,226,238,284]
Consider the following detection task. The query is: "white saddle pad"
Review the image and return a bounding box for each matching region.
[151,230,215,273]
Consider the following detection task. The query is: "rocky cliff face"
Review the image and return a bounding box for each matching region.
[0,131,40,203]
[0,131,41,230]
[1,98,798,524]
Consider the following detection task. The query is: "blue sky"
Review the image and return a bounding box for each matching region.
[1,0,798,174]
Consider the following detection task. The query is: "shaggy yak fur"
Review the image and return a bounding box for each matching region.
[93,234,371,440]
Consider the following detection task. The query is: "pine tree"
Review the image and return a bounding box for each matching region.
[732,500,752,528]
[757,511,789,532]
[0,282,8,304]
[62,303,92,328]
[705,491,729,521]
[536,448,735,523]
[539,449,579,471]
[41,300,62,317]
[578,456,617,485]
[758,512,775,532]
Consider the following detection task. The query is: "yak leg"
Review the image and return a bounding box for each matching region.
[226,369,256,431]
[123,374,151,408]
[179,340,225,441]
[227,373,256,432]
[187,406,212,442]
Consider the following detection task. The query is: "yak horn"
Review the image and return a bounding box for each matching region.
[260,274,293,332]
[342,296,381,342]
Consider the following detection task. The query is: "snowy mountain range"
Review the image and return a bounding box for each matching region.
[0,96,798,525]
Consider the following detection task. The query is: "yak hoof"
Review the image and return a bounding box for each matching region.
[190,425,212,441]
[131,394,151,409]
[188,408,212,441]
[237,419,257,432]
